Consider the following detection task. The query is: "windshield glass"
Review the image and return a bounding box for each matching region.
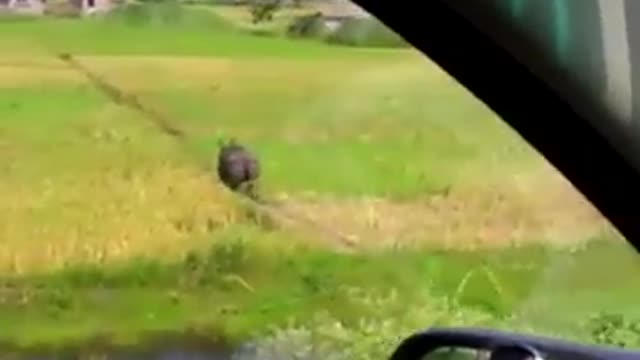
[447,0,640,175]
[1,0,639,359]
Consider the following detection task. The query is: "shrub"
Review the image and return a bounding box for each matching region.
[106,1,233,29]
[588,312,640,348]
[43,1,82,18]
[107,3,155,25]
[326,17,409,48]
[286,12,327,39]
[246,28,275,37]
[248,0,281,24]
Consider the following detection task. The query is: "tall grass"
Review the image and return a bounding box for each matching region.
[2,233,638,352]
[284,13,410,49]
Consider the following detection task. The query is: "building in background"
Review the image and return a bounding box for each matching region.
[0,0,111,16]
[0,0,44,15]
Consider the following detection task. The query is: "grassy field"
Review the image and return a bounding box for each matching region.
[1,3,640,358]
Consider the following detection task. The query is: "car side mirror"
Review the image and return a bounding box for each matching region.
[417,344,542,360]
[389,327,640,360]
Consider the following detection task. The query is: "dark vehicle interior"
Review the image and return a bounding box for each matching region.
[347,0,640,359]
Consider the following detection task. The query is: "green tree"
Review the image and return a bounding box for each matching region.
[248,0,281,24]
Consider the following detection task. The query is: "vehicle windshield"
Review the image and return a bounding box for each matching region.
[448,0,640,173]
[1,0,639,359]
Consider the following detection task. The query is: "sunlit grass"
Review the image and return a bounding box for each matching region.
[0,9,629,353]
[0,54,606,273]
[1,235,638,350]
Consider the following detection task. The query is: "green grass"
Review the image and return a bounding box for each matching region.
[3,233,640,352]
[0,6,637,358]
[0,53,533,199]
[0,5,406,58]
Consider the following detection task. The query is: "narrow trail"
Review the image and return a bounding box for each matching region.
[55,53,358,251]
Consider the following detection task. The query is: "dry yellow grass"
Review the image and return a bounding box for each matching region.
[0,164,247,274]
[0,53,614,275]
[276,163,607,251]
[0,55,235,89]
[0,156,611,274]
[0,53,423,89]
[1,132,610,270]
[0,57,76,87]
[209,4,314,31]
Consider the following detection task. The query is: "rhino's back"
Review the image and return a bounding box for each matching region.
[217,145,259,189]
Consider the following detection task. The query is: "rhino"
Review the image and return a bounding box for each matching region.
[216,137,261,200]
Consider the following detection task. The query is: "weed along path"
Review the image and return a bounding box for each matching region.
[0,10,636,357]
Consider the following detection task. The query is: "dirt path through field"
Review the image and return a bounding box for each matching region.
[259,164,609,251]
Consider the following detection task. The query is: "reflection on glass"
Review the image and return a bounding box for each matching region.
[422,347,487,360]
